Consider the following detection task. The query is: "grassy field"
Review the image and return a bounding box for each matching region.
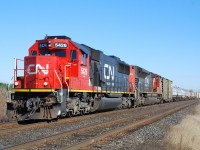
[0,87,7,121]
[166,103,200,150]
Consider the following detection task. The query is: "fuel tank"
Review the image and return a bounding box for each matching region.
[143,97,160,105]
[90,97,122,112]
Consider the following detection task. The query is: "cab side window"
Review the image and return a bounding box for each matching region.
[70,50,77,62]
[82,52,87,66]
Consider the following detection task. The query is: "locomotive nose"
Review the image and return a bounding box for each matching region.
[24,56,56,89]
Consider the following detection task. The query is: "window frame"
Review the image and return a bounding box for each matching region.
[70,50,77,62]
[81,52,87,66]
[55,50,66,57]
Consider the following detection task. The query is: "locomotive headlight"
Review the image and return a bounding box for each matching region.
[48,44,51,47]
[44,82,48,86]
[14,81,19,86]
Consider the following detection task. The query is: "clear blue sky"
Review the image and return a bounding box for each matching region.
[0,0,199,91]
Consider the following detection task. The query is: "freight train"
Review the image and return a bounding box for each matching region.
[6,36,194,121]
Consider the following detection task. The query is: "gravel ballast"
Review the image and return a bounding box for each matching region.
[94,103,197,150]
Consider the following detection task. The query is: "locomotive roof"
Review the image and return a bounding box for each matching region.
[46,35,71,40]
[135,65,150,74]
[73,42,91,55]
[73,42,128,68]
[109,55,129,66]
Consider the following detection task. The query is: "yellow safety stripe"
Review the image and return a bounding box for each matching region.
[141,92,161,94]
[70,89,133,94]
[13,89,55,93]
[13,89,161,95]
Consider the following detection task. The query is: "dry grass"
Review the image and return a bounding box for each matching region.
[0,87,7,121]
[166,104,200,150]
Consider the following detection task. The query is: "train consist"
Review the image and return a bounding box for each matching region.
[6,36,197,121]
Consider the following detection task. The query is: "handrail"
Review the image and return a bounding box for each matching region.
[134,84,140,100]
[64,65,70,101]
[14,58,24,81]
[54,69,63,103]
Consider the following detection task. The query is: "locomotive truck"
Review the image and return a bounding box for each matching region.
[7,36,173,121]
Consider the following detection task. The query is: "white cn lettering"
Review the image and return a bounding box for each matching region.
[27,64,49,75]
[104,64,114,80]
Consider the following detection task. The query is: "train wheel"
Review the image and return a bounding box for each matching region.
[67,112,72,118]
[80,110,85,116]
[47,119,52,123]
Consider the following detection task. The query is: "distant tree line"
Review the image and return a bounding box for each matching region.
[0,82,13,90]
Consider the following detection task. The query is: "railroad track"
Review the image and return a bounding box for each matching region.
[2,100,198,150]
[0,101,167,136]
[0,108,129,136]
[0,122,18,130]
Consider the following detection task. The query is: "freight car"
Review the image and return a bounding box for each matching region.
[172,86,197,101]
[7,35,175,121]
[162,78,173,102]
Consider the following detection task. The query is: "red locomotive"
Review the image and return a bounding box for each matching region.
[7,36,172,121]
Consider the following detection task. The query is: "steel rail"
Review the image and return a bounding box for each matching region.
[0,122,18,130]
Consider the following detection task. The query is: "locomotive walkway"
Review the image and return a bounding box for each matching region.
[0,100,198,150]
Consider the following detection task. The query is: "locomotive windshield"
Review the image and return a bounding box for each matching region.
[38,49,66,57]
[40,50,52,56]
[55,50,66,57]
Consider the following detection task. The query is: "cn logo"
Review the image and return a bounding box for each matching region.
[27,64,49,75]
[104,64,114,80]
